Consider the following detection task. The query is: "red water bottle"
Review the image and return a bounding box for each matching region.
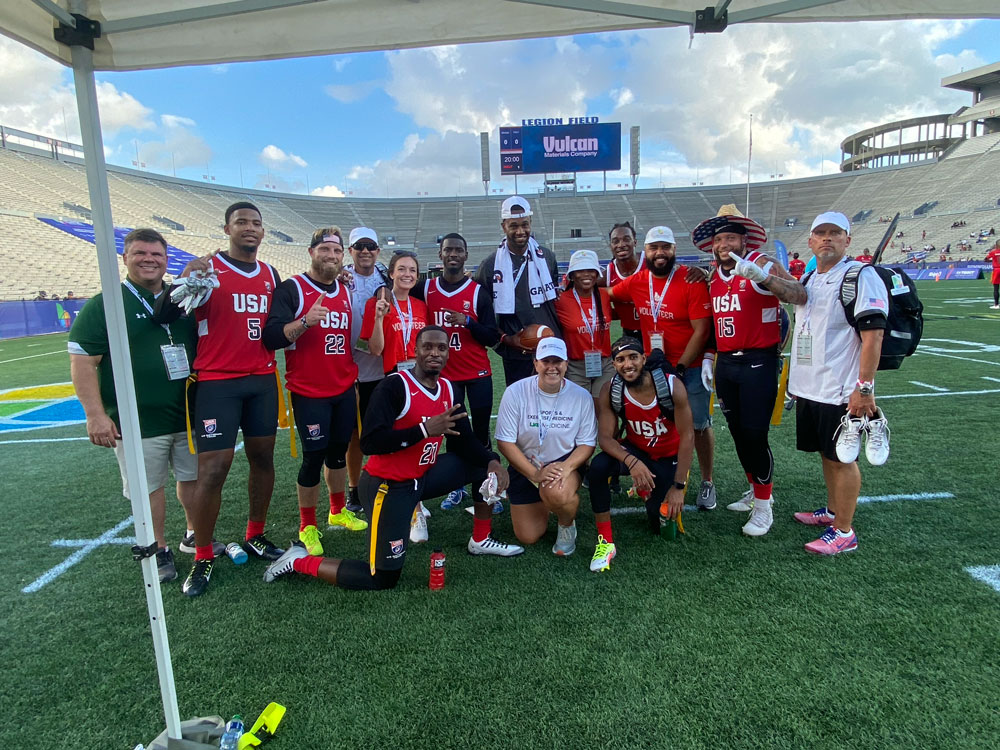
[429,548,446,590]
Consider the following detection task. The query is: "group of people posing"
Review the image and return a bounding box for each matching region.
[69,195,889,597]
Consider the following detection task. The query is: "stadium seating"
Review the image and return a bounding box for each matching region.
[3,131,1000,299]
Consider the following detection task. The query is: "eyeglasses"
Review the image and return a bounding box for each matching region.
[353,242,378,252]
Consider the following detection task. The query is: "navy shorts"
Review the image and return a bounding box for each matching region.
[507,451,584,505]
[193,374,277,451]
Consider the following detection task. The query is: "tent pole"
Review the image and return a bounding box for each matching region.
[69,43,182,741]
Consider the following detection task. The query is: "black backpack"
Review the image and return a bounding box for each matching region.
[609,361,675,421]
[803,263,923,370]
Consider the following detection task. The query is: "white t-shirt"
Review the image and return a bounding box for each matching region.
[789,258,888,405]
[495,375,598,466]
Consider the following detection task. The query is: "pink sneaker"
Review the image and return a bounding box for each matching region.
[793,507,835,526]
[804,526,858,555]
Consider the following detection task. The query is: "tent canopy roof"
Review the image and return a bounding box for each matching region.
[5,0,1000,72]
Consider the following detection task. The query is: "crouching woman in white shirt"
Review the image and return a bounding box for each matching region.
[495,337,598,557]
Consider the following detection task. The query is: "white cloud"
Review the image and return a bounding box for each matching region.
[311,184,346,197]
[259,144,308,170]
[161,114,196,129]
[325,81,379,103]
[95,81,154,133]
[138,114,213,171]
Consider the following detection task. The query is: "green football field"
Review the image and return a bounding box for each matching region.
[1,280,998,749]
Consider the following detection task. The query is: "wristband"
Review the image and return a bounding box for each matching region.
[300,316,311,329]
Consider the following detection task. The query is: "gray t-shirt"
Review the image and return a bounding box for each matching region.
[349,266,388,383]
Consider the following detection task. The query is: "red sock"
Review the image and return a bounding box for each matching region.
[299,506,317,531]
[329,491,346,515]
[246,520,266,540]
[195,545,215,561]
[293,555,323,577]
[596,520,614,544]
[753,482,773,500]
[745,472,753,485]
[472,517,492,543]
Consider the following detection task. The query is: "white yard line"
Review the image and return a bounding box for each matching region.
[965,566,1000,596]
[908,381,948,392]
[915,350,1000,367]
[857,492,953,504]
[22,517,136,594]
[0,350,64,365]
[880,388,1000,400]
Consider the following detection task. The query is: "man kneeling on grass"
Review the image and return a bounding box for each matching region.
[263,326,522,591]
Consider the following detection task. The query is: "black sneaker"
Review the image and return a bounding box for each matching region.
[156,547,177,583]
[345,486,363,515]
[179,532,225,557]
[243,534,285,561]
[182,558,213,597]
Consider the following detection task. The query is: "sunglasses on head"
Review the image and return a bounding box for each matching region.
[353,242,378,252]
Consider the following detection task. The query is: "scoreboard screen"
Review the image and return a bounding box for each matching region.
[499,122,621,175]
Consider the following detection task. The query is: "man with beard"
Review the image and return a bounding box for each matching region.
[586,337,694,572]
[604,222,642,340]
[606,226,716,511]
[474,196,561,386]
[264,227,367,558]
[691,206,806,536]
[262,326,520,590]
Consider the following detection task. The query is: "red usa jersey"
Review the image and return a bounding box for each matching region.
[193,254,277,381]
[708,251,780,352]
[623,379,680,459]
[988,248,1000,284]
[360,295,427,374]
[284,275,358,398]
[423,278,491,381]
[606,259,641,330]
[365,371,453,481]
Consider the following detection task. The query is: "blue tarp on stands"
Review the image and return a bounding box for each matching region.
[0,299,87,339]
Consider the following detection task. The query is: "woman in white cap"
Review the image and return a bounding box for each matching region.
[554,249,615,407]
[494,337,598,557]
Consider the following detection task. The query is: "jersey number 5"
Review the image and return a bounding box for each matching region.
[248,318,262,340]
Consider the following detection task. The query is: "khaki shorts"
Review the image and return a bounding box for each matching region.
[113,431,198,499]
[565,356,614,399]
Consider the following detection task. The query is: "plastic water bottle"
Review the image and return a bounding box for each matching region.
[429,548,446,590]
[219,715,244,750]
[225,542,248,565]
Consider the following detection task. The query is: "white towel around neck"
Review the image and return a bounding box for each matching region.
[493,237,556,315]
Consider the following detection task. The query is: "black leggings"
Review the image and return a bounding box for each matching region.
[587,447,677,533]
[297,443,350,487]
[450,376,494,448]
[993,283,999,306]
[715,351,778,487]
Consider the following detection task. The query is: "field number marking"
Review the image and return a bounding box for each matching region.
[22,517,135,594]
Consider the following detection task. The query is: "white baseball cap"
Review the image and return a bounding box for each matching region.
[810,212,851,235]
[644,226,676,245]
[535,337,568,361]
[501,195,533,219]
[567,249,601,275]
[349,227,379,246]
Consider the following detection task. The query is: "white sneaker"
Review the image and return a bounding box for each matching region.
[552,522,577,556]
[742,498,773,537]
[834,414,867,462]
[727,489,754,512]
[990,304,1000,309]
[467,535,524,557]
[409,504,429,543]
[864,408,891,466]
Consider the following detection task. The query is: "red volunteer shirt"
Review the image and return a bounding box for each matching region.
[554,288,613,359]
[361,294,428,374]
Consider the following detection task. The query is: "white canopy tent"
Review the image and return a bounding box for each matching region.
[3,0,998,743]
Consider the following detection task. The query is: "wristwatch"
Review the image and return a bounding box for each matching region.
[675,363,687,378]
[673,481,687,491]
[300,316,312,329]
[856,379,875,396]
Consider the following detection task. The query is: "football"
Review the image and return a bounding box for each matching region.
[518,323,555,351]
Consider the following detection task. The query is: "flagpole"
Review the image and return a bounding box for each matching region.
[745,113,752,212]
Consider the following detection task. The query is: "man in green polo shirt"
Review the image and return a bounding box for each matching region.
[69,228,199,583]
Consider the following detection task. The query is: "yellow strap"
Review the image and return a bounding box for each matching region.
[286,389,298,459]
[184,375,198,454]
[355,384,362,434]
[707,357,717,416]
[368,483,388,575]
[275,371,289,429]
[770,356,790,427]
[676,510,685,535]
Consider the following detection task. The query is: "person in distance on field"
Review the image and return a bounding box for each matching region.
[789,212,886,555]
[69,228,198,584]
[474,196,562,386]
[262,326,521,590]
[985,240,1000,309]
[586,337,694,572]
[263,227,368,561]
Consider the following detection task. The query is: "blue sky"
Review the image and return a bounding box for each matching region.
[1,19,997,198]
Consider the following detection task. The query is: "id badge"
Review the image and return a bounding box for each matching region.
[649,333,664,353]
[584,350,603,378]
[397,359,416,371]
[354,338,370,353]
[796,333,813,365]
[161,344,190,381]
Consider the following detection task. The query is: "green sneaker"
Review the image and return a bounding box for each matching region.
[589,535,616,572]
[298,524,324,555]
[328,509,369,532]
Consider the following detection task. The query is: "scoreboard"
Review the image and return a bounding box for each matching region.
[500,122,621,175]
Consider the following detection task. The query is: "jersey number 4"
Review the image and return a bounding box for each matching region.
[325,333,346,355]
[418,442,439,466]
[716,317,735,339]
[449,332,461,351]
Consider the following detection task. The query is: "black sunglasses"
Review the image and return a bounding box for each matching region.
[353,242,378,252]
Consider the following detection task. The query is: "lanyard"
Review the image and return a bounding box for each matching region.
[534,381,556,446]
[511,252,529,289]
[123,280,174,345]
[572,289,598,346]
[391,293,414,350]
[647,266,677,327]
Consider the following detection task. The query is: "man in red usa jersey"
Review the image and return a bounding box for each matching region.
[157,201,285,597]
[691,205,806,537]
[264,226,368,559]
[604,221,642,339]
[262,326,523,592]
[987,240,1000,308]
[585,337,694,572]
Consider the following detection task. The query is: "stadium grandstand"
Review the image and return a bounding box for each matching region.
[2,120,1000,300]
